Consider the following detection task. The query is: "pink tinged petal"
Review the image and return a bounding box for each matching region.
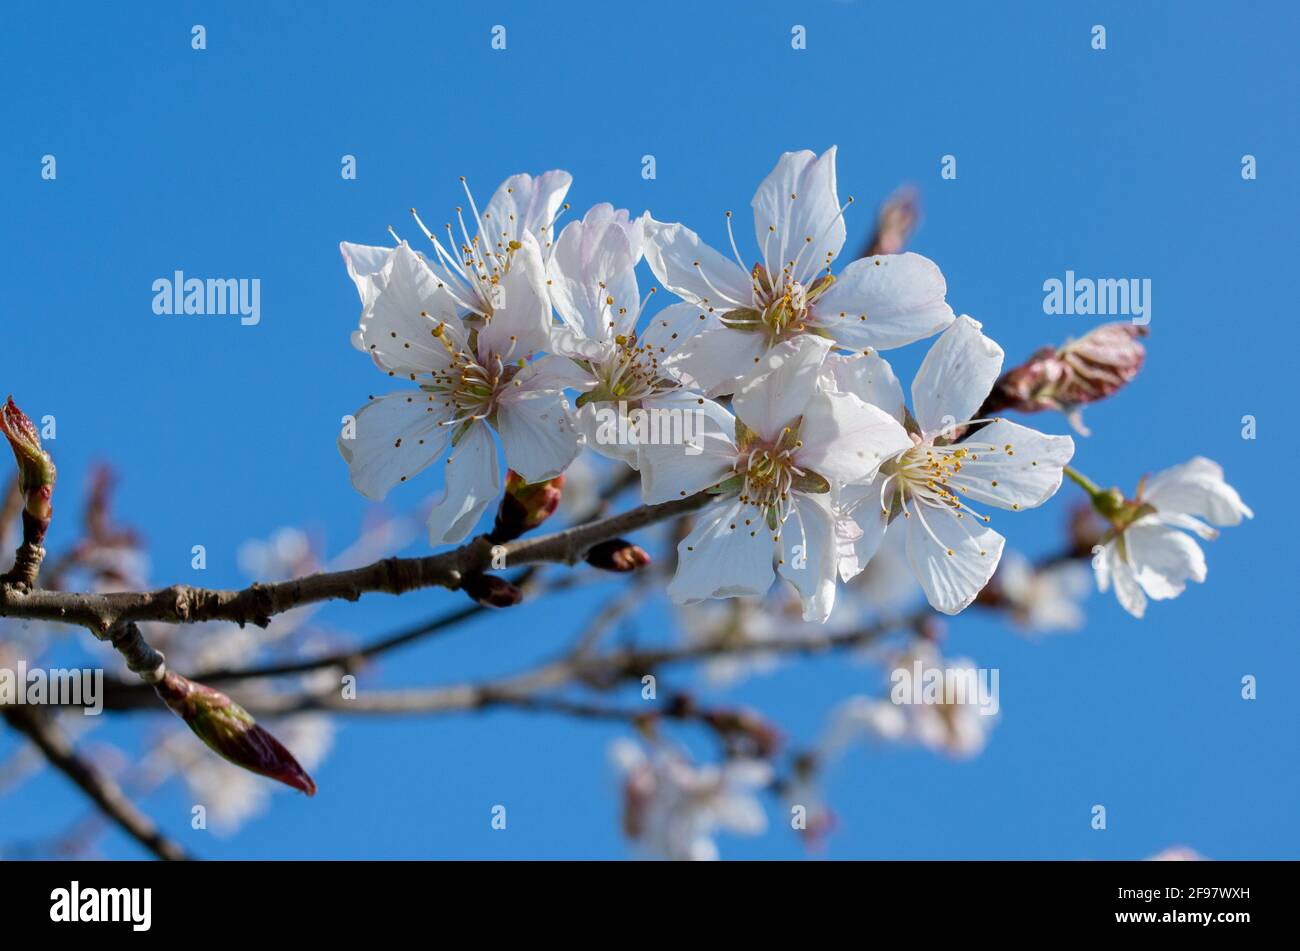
[339,392,452,501]
[1142,456,1254,525]
[477,237,553,360]
[834,478,890,581]
[732,334,832,441]
[637,394,738,505]
[495,386,580,483]
[911,315,1005,437]
[750,147,846,283]
[548,209,639,341]
[905,503,1005,615]
[662,326,769,397]
[795,388,913,485]
[426,422,500,545]
[643,217,754,309]
[1124,518,1207,601]
[814,252,955,351]
[778,492,840,622]
[668,499,777,604]
[359,243,465,378]
[824,350,907,423]
[954,419,1075,511]
[482,170,573,248]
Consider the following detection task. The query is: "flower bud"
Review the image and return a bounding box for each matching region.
[490,470,564,543]
[982,324,1148,435]
[0,397,55,522]
[584,538,651,573]
[462,571,524,608]
[152,671,317,796]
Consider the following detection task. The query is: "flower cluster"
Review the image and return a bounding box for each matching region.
[337,147,1248,622]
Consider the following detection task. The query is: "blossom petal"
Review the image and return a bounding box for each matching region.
[638,301,720,359]
[338,391,452,501]
[643,217,753,310]
[1125,518,1207,601]
[911,315,1004,437]
[750,147,846,284]
[778,492,840,622]
[834,478,891,581]
[477,236,552,359]
[1143,456,1254,526]
[495,387,580,483]
[905,502,1005,615]
[954,419,1074,511]
[668,499,776,604]
[814,253,954,351]
[357,243,465,378]
[548,206,639,340]
[824,350,907,423]
[1099,539,1147,618]
[662,326,769,397]
[732,334,831,441]
[482,170,573,250]
[795,388,913,485]
[426,422,500,545]
[340,241,395,312]
[637,394,738,504]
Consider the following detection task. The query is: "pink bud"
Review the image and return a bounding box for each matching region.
[584,539,651,573]
[462,571,524,608]
[0,397,56,521]
[153,672,316,796]
[865,188,919,256]
[491,470,565,542]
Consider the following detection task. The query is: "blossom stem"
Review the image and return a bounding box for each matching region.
[1062,465,1103,499]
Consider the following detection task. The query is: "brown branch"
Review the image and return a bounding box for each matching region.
[0,490,715,636]
[2,705,191,861]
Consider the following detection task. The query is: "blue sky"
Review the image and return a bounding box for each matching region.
[1,0,1296,859]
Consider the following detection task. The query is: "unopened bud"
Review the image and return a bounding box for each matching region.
[490,470,564,542]
[982,324,1148,435]
[865,187,919,256]
[0,397,55,521]
[462,571,523,608]
[152,671,316,795]
[584,538,651,572]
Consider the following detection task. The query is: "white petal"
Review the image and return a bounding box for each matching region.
[668,499,776,603]
[426,422,500,545]
[1125,519,1207,601]
[795,388,913,485]
[574,402,639,466]
[750,147,846,284]
[824,350,906,423]
[548,206,638,340]
[954,420,1074,511]
[482,170,573,249]
[911,315,1004,437]
[338,391,452,501]
[357,243,465,378]
[662,326,769,397]
[732,335,831,441]
[778,492,840,622]
[638,301,720,358]
[905,502,1005,615]
[1143,456,1253,526]
[637,394,738,504]
[643,217,754,310]
[834,478,891,581]
[477,236,552,359]
[814,252,954,351]
[495,386,580,482]
[1102,540,1147,618]
[339,241,395,311]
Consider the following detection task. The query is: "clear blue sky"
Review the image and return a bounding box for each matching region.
[2,0,1296,859]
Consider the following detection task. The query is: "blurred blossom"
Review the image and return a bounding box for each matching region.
[847,528,918,613]
[679,594,829,686]
[995,552,1091,633]
[610,739,770,861]
[1147,846,1206,861]
[237,527,317,581]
